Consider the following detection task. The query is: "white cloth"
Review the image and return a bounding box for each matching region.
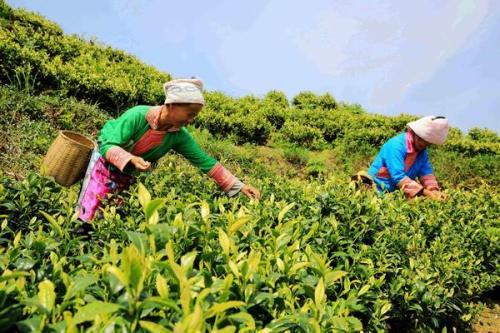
[226,179,245,197]
[75,147,101,214]
[407,116,449,145]
[163,78,205,105]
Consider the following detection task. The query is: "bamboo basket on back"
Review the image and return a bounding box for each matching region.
[41,131,96,187]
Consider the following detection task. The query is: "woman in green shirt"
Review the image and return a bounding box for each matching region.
[77,78,260,224]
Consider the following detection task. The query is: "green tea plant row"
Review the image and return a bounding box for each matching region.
[1,83,498,193]
[197,91,500,156]
[0,1,170,112]
[0,156,498,332]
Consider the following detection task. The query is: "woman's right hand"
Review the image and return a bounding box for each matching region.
[241,184,261,200]
[130,156,151,171]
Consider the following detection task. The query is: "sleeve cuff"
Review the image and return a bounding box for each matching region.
[226,179,245,197]
[105,146,134,172]
[420,174,439,191]
[398,177,423,198]
[207,163,238,193]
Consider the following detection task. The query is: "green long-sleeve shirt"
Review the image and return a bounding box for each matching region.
[98,105,217,174]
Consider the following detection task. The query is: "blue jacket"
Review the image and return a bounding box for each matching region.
[368,132,433,192]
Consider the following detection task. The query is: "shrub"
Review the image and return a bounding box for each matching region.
[292,91,336,110]
[263,90,289,109]
[0,167,497,332]
[279,120,327,150]
[467,127,499,143]
[283,145,310,166]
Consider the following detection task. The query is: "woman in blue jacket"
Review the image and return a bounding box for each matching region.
[367,116,449,200]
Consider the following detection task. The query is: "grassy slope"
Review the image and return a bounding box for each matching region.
[1,85,498,191]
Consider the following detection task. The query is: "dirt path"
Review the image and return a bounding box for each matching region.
[474,301,500,333]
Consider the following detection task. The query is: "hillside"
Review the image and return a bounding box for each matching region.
[0,2,498,332]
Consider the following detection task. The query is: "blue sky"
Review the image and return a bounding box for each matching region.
[9,0,500,131]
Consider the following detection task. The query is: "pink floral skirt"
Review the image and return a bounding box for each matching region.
[76,150,133,222]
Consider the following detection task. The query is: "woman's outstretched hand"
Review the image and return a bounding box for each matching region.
[130,156,151,171]
[241,184,261,200]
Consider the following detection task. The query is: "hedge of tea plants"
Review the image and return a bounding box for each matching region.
[1,84,498,189]
[0,1,170,113]
[0,156,498,332]
[1,0,499,159]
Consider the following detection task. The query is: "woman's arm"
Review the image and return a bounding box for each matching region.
[98,107,145,171]
[418,150,439,191]
[384,144,423,198]
[173,128,244,197]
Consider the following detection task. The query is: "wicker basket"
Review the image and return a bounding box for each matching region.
[41,131,96,187]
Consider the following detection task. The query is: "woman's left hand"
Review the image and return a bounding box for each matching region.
[241,185,261,200]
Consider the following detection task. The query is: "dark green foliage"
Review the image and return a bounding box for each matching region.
[292,91,336,110]
[278,120,327,149]
[467,127,500,143]
[0,163,497,332]
[263,90,289,109]
[0,4,170,113]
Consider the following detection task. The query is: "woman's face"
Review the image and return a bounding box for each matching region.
[161,103,203,129]
[414,133,431,151]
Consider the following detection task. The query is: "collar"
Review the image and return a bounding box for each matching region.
[405,129,416,154]
[146,106,180,132]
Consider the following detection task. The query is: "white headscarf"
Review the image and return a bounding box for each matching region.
[163,78,205,105]
[407,116,449,145]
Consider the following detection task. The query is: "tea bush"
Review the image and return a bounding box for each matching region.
[467,127,499,143]
[0,158,498,332]
[0,3,170,113]
[292,91,336,110]
[1,1,498,158]
[277,121,327,150]
[0,86,108,174]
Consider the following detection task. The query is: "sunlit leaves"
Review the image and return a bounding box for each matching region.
[73,302,122,324]
[314,278,325,308]
[156,275,169,298]
[38,280,55,314]
[218,228,231,257]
